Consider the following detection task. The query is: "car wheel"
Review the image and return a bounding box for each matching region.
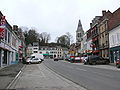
[106,61,109,65]
[116,64,120,68]
[39,61,42,64]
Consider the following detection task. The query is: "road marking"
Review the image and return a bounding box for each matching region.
[76,68,87,71]
[37,64,46,78]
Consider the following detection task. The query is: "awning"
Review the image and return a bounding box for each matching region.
[93,50,100,53]
[43,53,49,55]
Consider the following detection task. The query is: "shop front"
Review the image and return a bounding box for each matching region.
[110,46,120,63]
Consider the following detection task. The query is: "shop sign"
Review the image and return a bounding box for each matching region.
[0,26,5,39]
[0,16,6,39]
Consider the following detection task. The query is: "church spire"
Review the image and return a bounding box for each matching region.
[76,19,84,43]
[76,19,83,32]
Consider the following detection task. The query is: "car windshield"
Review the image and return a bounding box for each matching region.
[33,58,39,60]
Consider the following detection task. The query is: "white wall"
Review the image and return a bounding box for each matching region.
[109,25,120,48]
[87,39,92,50]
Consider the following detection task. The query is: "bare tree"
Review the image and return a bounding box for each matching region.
[57,35,70,47]
[66,32,74,44]
[56,32,73,47]
[39,32,51,44]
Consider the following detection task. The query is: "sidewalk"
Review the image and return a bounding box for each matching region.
[0,63,24,89]
[8,63,86,90]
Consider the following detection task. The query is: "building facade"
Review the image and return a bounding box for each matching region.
[98,10,112,58]
[76,20,84,55]
[0,12,25,67]
[27,42,69,59]
[90,16,101,55]
[108,8,120,63]
[109,23,120,63]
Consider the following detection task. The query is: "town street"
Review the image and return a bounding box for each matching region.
[9,61,86,90]
[8,59,120,90]
[44,59,120,90]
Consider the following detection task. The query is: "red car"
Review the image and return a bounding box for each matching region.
[116,59,120,68]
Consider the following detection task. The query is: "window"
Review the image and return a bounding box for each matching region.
[34,51,38,53]
[5,29,7,41]
[34,48,38,49]
[8,32,11,43]
[117,33,120,43]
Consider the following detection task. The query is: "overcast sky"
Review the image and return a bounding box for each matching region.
[0,0,120,42]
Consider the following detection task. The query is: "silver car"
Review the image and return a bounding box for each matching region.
[26,58,42,64]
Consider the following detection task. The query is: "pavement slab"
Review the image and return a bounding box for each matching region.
[9,63,86,90]
[0,63,24,89]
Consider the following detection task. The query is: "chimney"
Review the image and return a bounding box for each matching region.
[90,23,92,28]
[102,10,106,16]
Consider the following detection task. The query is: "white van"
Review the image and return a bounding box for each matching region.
[26,54,44,64]
[31,53,44,60]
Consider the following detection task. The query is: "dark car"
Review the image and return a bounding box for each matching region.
[54,57,59,61]
[116,59,120,68]
[84,55,110,65]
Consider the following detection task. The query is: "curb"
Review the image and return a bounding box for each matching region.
[6,64,26,89]
[109,63,116,66]
[44,63,88,90]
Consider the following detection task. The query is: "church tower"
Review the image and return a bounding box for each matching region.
[76,20,84,43]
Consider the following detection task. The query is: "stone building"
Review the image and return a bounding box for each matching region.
[76,20,84,55]
[98,10,113,58]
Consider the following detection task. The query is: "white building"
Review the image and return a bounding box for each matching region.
[27,42,69,59]
[39,46,68,59]
[0,13,23,67]
[0,12,26,67]
[81,32,87,54]
[27,42,39,56]
[109,23,120,63]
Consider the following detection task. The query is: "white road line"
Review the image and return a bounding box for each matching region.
[37,64,46,78]
[76,68,87,71]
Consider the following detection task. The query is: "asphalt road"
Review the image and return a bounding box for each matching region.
[44,59,120,90]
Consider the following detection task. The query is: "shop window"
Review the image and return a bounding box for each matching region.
[117,51,120,60]
[39,52,42,54]
[34,51,38,53]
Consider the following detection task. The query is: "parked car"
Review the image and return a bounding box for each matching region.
[69,56,75,62]
[26,57,31,64]
[70,56,81,63]
[28,58,42,64]
[81,57,86,63]
[54,57,59,61]
[116,59,120,68]
[83,56,89,64]
[65,56,71,61]
[31,53,44,61]
[84,55,110,65]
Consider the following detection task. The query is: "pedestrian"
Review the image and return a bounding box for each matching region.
[22,57,26,64]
